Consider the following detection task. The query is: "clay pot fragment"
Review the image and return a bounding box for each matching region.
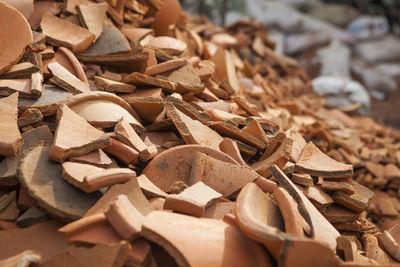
[40,13,95,53]
[18,142,102,220]
[141,211,272,267]
[295,142,353,178]
[0,2,33,75]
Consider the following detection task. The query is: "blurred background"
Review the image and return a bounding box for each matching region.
[180,0,400,129]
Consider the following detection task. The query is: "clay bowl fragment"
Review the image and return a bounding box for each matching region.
[0,2,33,75]
[18,142,102,221]
[140,211,272,267]
[235,183,340,267]
[142,145,239,192]
[18,85,73,116]
[63,91,143,130]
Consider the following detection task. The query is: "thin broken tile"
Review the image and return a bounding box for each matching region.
[0,93,23,156]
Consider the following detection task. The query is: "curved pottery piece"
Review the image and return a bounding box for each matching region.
[142,145,239,192]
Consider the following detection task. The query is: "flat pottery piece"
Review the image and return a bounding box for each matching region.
[94,76,136,93]
[64,91,143,129]
[49,105,110,162]
[18,142,102,220]
[148,36,187,56]
[0,79,32,98]
[48,62,90,94]
[79,20,131,56]
[165,102,223,150]
[28,1,61,30]
[0,93,23,156]
[40,13,95,53]
[164,181,222,217]
[0,62,40,79]
[0,2,33,75]
[69,149,113,168]
[141,211,272,267]
[332,181,374,213]
[142,144,239,192]
[64,0,88,14]
[77,3,108,40]
[190,152,260,197]
[295,142,353,178]
[18,85,72,116]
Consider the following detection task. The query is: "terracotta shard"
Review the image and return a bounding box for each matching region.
[298,185,334,208]
[0,93,23,156]
[0,79,32,98]
[17,108,43,128]
[18,142,102,220]
[65,0,88,14]
[0,221,68,261]
[0,125,52,186]
[121,26,154,45]
[0,2,33,75]
[28,1,61,30]
[145,58,187,76]
[122,72,178,93]
[55,47,88,83]
[165,102,223,150]
[103,138,139,165]
[142,145,238,192]
[254,177,278,194]
[40,13,95,53]
[94,76,136,93]
[295,142,353,178]
[115,116,157,162]
[380,224,400,262]
[219,138,248,166]
[320,180,355,195]
[48,62,90,94]
[49,105,110,162]
[77,3,108,40]
[85,176,152,217]
[78,20,131,56]
[69,149,113,168]
[250,134,293,176]
[152,0,181,36]
[332,181,374,213]
[0,250,41,267]
[105,194,144,240]
[137,174,168,199]
[18,85,72,116]
[291,173,314,187]
[273,187,306,237]
[124,96,163,123]
[166,96,210,123]
[211,48,240,92]
[141,211,272,267]
[0,62,40,79]
[268,165,340,251]
[190,152,259,197]
[58,213,121,244]
[164,181,222,217]
[148,36,187,56]
[160,64,204,93]
[363,234,393,264]
[208,121,266,150]
[64,92,143,130]
[83,168,136,193]
[62,161,104,189]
